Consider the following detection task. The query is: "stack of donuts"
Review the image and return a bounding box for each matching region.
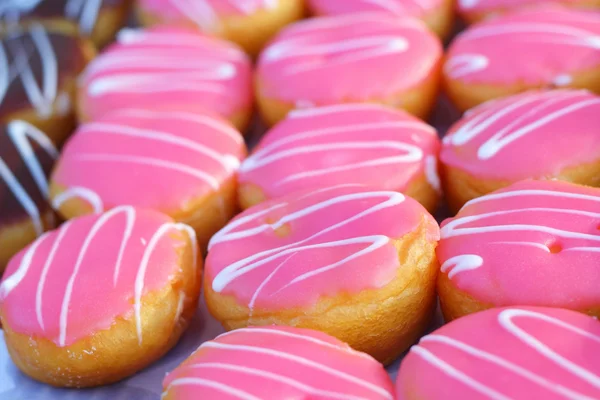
[0,0,599,398]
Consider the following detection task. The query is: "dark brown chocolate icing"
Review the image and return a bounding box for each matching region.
[0,25,87,119]
[0,120,57,229]
[0,0,124,33]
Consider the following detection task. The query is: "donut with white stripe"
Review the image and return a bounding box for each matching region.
[49,108,246,250]
[135,0,304,57]
[437,179,600,321]
[0,207,201,387]
[307,0,454,39]
[77,27,253,131]
[0,0,131,47]
[255,14,443,126]
[397,306,600,399]
[238,103,441,213]
[440,89,600,212]
[443,7,600,111]
[457,0,600,24]
[204,184,440,364]
[0,120,57,271]
[0,24,95,144]
[163,326,394,400]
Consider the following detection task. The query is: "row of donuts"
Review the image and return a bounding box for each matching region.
[2,178,600,398]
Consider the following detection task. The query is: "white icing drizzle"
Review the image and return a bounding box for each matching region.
[51,186,104,214]
[210,190,404,294]
[0,120,58,235]
[0,24,59,118]
[217,327,374,359]
[425,155,441,193]
[447,91,600,160]
[186,363,371,400]
[440,188,600,278]
[84,28,242,98]
[165,0,278,31]
[447,20,600,78]
[412,308,600,398]
[198,341,394,399]
[263,33,409,76]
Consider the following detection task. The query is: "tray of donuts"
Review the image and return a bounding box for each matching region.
[1,0,600,398]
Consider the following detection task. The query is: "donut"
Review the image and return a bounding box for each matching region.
[49,108,246,250]
[238,103,442,213]
[307,0,454,39]
[0,120,57,273]
[135,0,305,57]
[440,89,600,212]
[443,7,600,112]
[162,326,395,400]
[457,0,600,24]
[0,207,201,387]
[0,0,132,47]
[0,24,95,145]
[255,14,443,126]
[204,184,440,364]
[436,179,600,322]
[396,306,600,399]
[77,27,253,132]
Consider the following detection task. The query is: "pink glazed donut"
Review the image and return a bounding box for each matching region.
[396,306,600,400]
[77,27,253,131]
[162,326,395,400]
[437,179,600,321]
[440,89,600,212]
[255,14,443,126]
[49,108,247,250]
[135,0,305,57]
[0,207,201,387]
[308,0,454,39]
[457,0,600,24]
[443,7,600,111]
[238,103,442,213]
[204,184,440,365]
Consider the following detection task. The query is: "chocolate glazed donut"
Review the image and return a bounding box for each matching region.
[0,0,131,47]
[0,120,58,271]
[0,24,94,144]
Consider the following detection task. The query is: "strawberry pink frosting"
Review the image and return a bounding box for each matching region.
[437,180,600,309]
[256,14,442,105]
[51,109,246,214]
[444,7,600,85]
[239,103,441,200]
[309,0,443,18]
[441,89,600,180]
[206,185,439,310]
[458,0,588,15]
[397,306,600,399]
[163,326,394,400]
[138,0,280,30]
[0,207,197,347]
[78,27,252,122]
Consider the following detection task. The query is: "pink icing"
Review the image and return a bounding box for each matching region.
[437,180,600,309]
[239,103,441,199]
[256,14,442,105]
[206,185,439,310]
[137,0,280,30]
[440,89,600,180]
[163,326,394,400]
[0,207,197,347]
[458,0,587,15]
[309,0,443,18]
[444,7,600,85]
[51,108,246,214]
[78,27,252,122]
[397,306,600,399]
